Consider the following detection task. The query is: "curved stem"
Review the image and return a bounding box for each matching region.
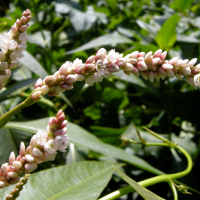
[0,95,40,130]
[99,143,192,200]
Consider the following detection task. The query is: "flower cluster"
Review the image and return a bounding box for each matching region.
[0,110,68,188]
[32,48,200,99]
[0,9,31,90]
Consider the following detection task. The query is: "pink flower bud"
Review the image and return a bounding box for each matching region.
[32,147,43,157]
[151,58,160,66]
[188,58,197,67]
[137,52,145,57]
[153,49,162,58]
[95,52,106,62]
[128,58,137,65]
[166,69,174,78]
[187,76,195,86]
[31,91,41,99]
[74,74,84,81]
[0,62,8,71]
[86,55,95,64]
[19,25,27,32]
[129,51,139,58]
[9,152,15,165]
[174,73,182,80]
[55,127,67,136]
[24,163,37,173]
[25,154,35,162]
[0,181,6,188]
[181,67,191,75]
[19,142,25,156]
[108,63,119,72]
[1,163,8,176]
[20,16,26,25]
[44,140,57,154]
[0,52,5,61]
[153,71,160,79]
[145,51,152,60]
[140,71,149,80]
[7,172,18,178]
[160,51,167,60]
[131,67,140,76]
[169,57,178,65]
[60,120,68,129]
[34,78,43,88]
[65,74,77,84]
[149,71,154,82]
[162,64,173,70]
[57,115,65,124]
[40,85,49,95]
[158,67,167,77]
[12,161,22,170]
[124,63,134,71]
[137,61,148,71]
[60,83,73,90]
[30,135,37,147]
[44,76,55,86]
[85,63,96,73]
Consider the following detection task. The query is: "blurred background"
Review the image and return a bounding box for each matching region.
[0,0,200,199]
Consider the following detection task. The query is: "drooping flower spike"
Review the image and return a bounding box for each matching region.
[32,48,200,99]
[0,9,31,90]
[0,110,68,188]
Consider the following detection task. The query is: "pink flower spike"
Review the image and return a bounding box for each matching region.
[65,74,77,84]
[124,63,134,72]
[32,147,43,157]
[57,110,63,117]
[151,58,160,66]
[145,51,152,60]
[55,127,67,136]
[169,57,178,65]
[25,154,35,162]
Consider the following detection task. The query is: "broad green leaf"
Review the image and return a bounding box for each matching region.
[19,51,48,77]
[28,30,52,48]
[171,0,194,12]
[65,33,133,54]
[0,161,121,200]
[0,78,37,102]
[113,165,165,200]
[0,105,18,165]
[155,14,180,50]
[5,118,164,175]
[12,66,32,81]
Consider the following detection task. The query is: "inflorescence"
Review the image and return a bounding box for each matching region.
[32,48,200,99]
[0,110,68,188]
[0,9,31,90]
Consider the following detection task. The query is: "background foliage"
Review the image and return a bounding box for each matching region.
[0,0,200,199]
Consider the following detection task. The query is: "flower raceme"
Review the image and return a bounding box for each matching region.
[32,48,200,99]
[0,9,31,90]
[0,110,69,188]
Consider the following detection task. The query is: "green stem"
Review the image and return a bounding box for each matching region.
[0,95,40,130]
[99,143,192,200]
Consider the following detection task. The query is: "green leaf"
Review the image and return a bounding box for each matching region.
[155,14,180,50]
[113,165,165,200]
[19,50,48,78]
[171,0,194,12]
[0,161,121,200]
[65,33,133,54]
[5,118,164,175]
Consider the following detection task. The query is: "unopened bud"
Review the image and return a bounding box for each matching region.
[24,163,37,173]
[108,63,119,72]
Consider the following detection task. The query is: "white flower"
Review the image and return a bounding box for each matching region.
[73,58,82,67]
[55,135,69,152]
[107,49,120,63]
[36,130,48,146]
[194,74,200,87]
[44,140,57,154]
